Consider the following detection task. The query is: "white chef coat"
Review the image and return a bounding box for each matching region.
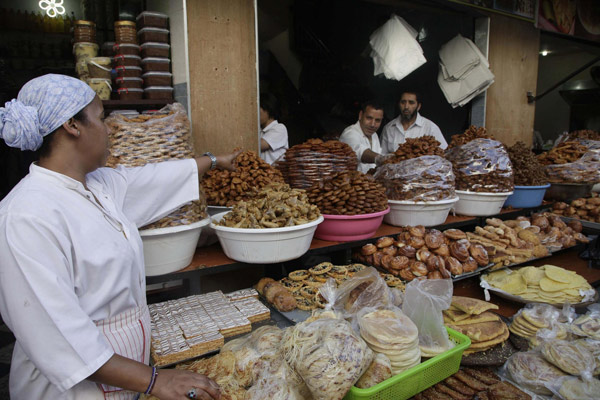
[339,121,381,173]
[260,120,289,164]
[380,113,447,154]
[0,159,199,400]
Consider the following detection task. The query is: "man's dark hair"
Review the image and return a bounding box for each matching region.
[400,90,422,104]
[39,107,88,158]
[360,99,385,113]
[260,92,281,121]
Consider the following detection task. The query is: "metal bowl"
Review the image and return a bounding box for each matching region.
[544,183,593,202]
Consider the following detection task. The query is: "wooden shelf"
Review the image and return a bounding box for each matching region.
[102,99,174,111]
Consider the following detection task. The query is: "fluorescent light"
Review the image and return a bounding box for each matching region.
[541,50,549,56]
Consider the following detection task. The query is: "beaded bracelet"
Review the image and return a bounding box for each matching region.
[144,367,158,395]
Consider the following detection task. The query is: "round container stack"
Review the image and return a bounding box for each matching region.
[137,11,173,100]
[113,20,142,101]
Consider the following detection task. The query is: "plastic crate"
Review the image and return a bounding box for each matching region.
[344,327,471,400]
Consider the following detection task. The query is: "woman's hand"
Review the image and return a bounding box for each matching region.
[151,369,221,400]
[215,149,242,171]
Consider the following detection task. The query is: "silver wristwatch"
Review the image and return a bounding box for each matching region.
[203,152,217,170]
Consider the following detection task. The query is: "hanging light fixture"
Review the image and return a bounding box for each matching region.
[39,0,66,18]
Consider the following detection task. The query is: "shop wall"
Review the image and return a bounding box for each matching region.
[485,13,539,146]
[186,0,259,155]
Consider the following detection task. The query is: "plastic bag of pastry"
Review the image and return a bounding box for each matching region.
[544,150,600,184]
[329,267,393,318]
[355,352,393,389]
[545,375,600,400]
[509,302,568,343]
[402,278,453,357]
[537,338,596,380]
[575,338,600,376]
[281,312,373,400]
[373,155,456,201]
[445,138,514,193]
[247,354,311,400]
[502,350,568,395]
[357,306,421,375]
[571,303,600,340]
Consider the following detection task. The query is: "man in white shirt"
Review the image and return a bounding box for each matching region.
[259,92,289,164]
[339,100,385,173]
[380,91,447,154]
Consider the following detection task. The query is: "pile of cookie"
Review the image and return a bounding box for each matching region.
[306,171,388,215]
[507,141,548,186]
[537,141,588,165]
[553,194,600,222]
[443,296,509,355]
[448,125,493,148]
[353,226,489,281]
[279,138,358,189]
[216,183,320,228]
[257,263,405,312]
[104,103,208,228]
[202,150,284,206]
[384,135,444,163]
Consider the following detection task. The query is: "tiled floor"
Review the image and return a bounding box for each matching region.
[0,320,14,399]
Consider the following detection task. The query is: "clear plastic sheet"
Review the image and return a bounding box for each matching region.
[401,278,454,357]
[373,155,456,201]
[328,267,393,318]
[544,151,600,183]
[502,350,568,395]
[445,138,514,192]
[570,303,600,340]
[545,375,600,400]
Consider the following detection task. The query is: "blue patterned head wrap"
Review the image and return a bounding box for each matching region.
[0,74,96,151]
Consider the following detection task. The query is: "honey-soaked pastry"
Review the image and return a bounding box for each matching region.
[372,252,384,268]
[399,268,417,281]
[381,246,397,256]
[462,257,478,273]
[444,228,467,240]
[469,244,489,266]
[426,255,445,272]
[390,256,409,270]
[397,244,416,258]
[438,265,451,279]
[450,241,470,262]
[445,256,463,276]
[409,225,426,237]
[376,236,394,248]
[408,236,426,249]
[361,243,377,256]
[410,261,428,277]
[380,254,394,270]
[416,248,433,262]
[424,229,444,249]
[428,270,443,279]
[434,243,450,257]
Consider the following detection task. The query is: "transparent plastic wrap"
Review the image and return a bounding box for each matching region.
[202,150,285,207]
[283,139,358,189]
[104,103,208,228]
[509,302,572,346]
[546,375,600,400]
[401,278,454,357]
[538,141,589,165]
[445,138,514,192]
[280,311,373,400]
[357,306,421,375]
[355,353,393,389]
[575,338,600,376]
[384,135,445,162]
[373,155,456,201]
[544,151,600,183]
[570,303,600,339]
[538,338,596,380]
[329,267,393,317]
[502,350,568,395]
[556,129,600,145]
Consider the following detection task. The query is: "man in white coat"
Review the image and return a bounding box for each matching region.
[339,100,385,173]
[380,91,447,154]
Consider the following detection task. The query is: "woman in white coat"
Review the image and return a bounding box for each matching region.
[0,74,236,400]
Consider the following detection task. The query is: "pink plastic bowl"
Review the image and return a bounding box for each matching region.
[314,207,390,242]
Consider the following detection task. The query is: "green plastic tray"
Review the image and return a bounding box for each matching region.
[344,327,471,400]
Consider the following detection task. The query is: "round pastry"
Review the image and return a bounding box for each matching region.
[264,282,289,303]
[361,243,377,256]
[389,256,409,270]
[273,292,297,312]
[444,228,467,240]
[397,244,416,258]
[309,262,333,275]
[294,295,314,311]
[462,256,478,273]
[469,244,489,267]
[450,242,470,262]
[424,229,444,249]
[280,277,303,292]
[550,216,567,229]
[410,261,428,277]
[396,231,411,243]
[434,243,450,257]
[372,252,384,267]
[438,265,451,279]
[300,285,319,300]
[408,225,426,237]
[408,236,425,249]
[381,246,398,256]
[376,236,394,248]
[347,263,367,274]
[531,215,550,231]
[399,268,416,281]
[288,269,309,281]
[568,219,583,233]
[428,270,442,279]
[416,248,432,262]
[256,277,275,295]
[426,255,444,272]
[381,254,394,270]
[327,265,348,278]
[444,256,463,276]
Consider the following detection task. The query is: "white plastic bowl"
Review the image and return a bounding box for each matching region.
[139,217,210,276]
[453,190,513,216]
[210,212,324,264]
[384,197,459,227]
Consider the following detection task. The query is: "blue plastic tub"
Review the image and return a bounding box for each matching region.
[504,184,550,208]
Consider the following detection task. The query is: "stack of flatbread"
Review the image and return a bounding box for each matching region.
[482,265,594,304]
[540,340,596,377]
[509,304,568,347]
[571,312,600,340]
[358,309,421,375]
[505,351,568,395]
[444,296,509,355]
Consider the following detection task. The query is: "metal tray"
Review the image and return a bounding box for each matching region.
[560,216,600,233]
[451,263,493,282]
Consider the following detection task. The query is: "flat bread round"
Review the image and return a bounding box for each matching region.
[541,340,595,376]
[506,351,567,395]
[359,309,418,345]
[468,324,510,349]
[448,320,507,343]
